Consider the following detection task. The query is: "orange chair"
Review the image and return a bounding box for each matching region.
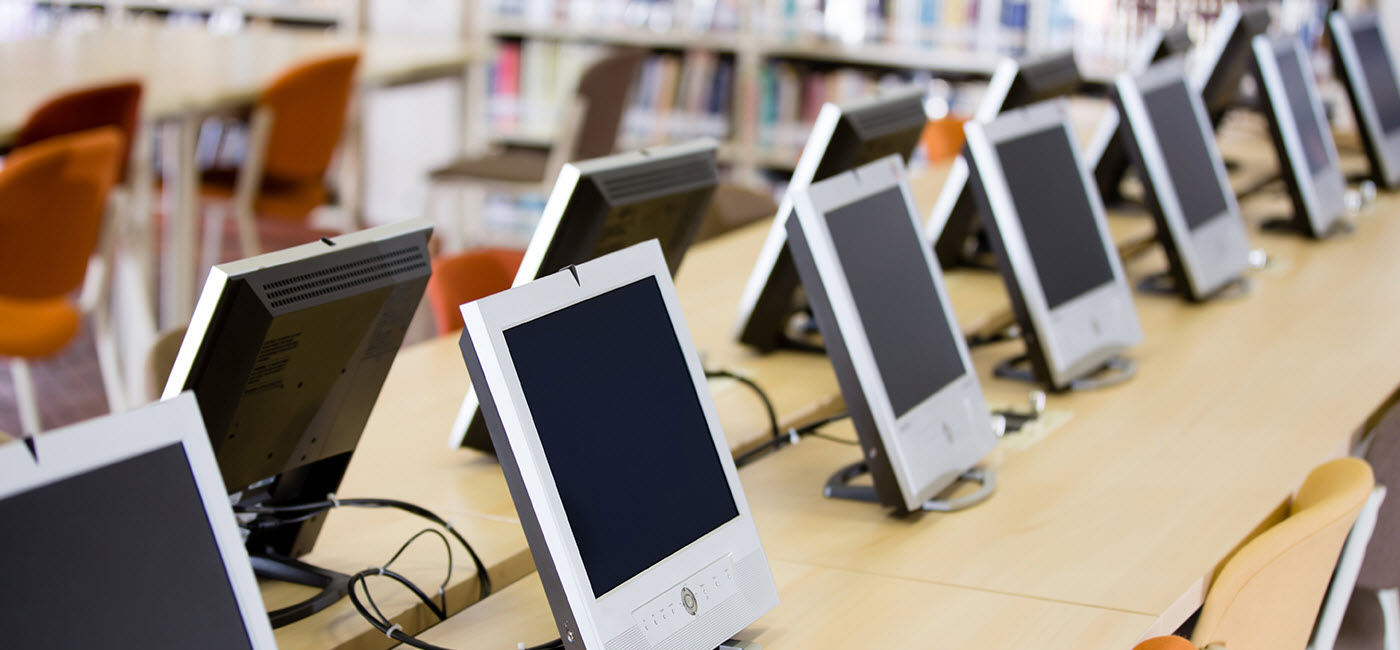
[15,81,142,181]
[425,248,525,335]
[0,128,125,435]
[199,52,360,261]
[1133,638,1196,650]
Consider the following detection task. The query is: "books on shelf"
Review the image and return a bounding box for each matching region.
[489,0,742,33]
[754,61,927,162]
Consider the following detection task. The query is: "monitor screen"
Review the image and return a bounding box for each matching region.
[1276,45,1332,174]
[505,277,739,598]
[823,188,963,417]
[1143,79,1232,230]
[0,444,254,648]
[996,126,1116,309]
[1353,24,1400,135]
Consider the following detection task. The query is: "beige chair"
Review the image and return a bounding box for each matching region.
[1333,400,1400,650]
[1136,457,1375,650]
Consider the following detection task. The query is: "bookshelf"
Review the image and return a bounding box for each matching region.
[34,1,357,30]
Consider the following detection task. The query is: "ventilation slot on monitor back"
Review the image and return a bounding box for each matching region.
[848,98,927,138]
[261,247,428,309]
[598,158,718,204]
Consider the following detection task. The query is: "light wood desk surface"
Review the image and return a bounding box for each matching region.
[407,563,1156,650]
[0,24,477,142]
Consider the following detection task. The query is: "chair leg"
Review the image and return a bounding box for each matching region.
[91,302,127,415]
[201,202,228,271]
[234,198,261,258]
[1381,588,1400,650]
[9,359,41,436]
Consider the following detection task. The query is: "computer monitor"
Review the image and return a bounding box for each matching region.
[1112,59,1253,300]
[1088,24,1194,205]
[450,139,720,452]
[929,50,1083,268]
[459,240,780,650]
[0,394,277,648]
[732,88,929,353]
[1191,3,1272,127]
[163,219,433,626]
[1251,33,1349,237]
[1329,10,1400,189]
[964,100,1143,390]
[786,155,998,514]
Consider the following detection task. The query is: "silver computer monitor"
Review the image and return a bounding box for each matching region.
[1252,33,1348,237]
[450,139,721,451]
[964,100,1143,390]
[459,240,779,650]
[786,155,997,514]
[1113,59,1253,300]
[0,394,276,648]
[732,87,929,353]
[1329,10,1400,189]
[1191,3,1272,127]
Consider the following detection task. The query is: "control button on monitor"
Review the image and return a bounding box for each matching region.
[682,588,698,615]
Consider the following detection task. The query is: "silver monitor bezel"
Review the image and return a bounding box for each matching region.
[1115,59,1253,298]
[0,394,277,648]
[459,240,778,649]
[1252,33,1348,235]
[449,139,720,449]
[1329,10,1400,188]
[790,155,997,510]
[964,100,1143,388]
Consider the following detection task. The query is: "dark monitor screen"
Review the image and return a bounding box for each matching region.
[505,276,739,598]
[1143,79,1232,230]
[997,126,1116,309]
[0,445,254,648]
[823,188,963,417]
[1276,44,1333,174]
[1353,24,1400,134]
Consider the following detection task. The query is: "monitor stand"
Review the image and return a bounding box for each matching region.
[1136,272,1252,301]
[1258,215,1356,238]
[993,353,1137,392]
[823,461,996,513]
[250,552,351,628]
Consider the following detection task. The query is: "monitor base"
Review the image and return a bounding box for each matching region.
[1136,271,1252,301]
[823,460,996,513]
[1259,215,1355,238]
[250,552,351,628]
[994,353,1137,392]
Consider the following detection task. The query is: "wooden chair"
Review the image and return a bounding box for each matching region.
[199,52,360,262]
[425,248,525,335]
[0,128,126,434]
[1137,458,1375,650]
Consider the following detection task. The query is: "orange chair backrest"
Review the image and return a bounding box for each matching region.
[259,52,359,182]
[0,127,123,299]
[15,80,141,181]
[426,249,525,335]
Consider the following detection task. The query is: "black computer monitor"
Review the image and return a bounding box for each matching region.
[929,50,1083,269]
[450,139,720,451]
[731,88,929,353]
[1089,25,1194,205]
[163,219,433,627]
[1329,10,1400,188]
[1191,3,1272,128]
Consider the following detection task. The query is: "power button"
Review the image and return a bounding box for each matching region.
[681,588,698,616]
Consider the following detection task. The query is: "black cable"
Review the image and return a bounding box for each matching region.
[733,412,852,468]
[706,369,781,440]
[236,497,492,601]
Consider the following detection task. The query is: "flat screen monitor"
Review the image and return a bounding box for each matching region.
[1088,24,1194,205]
[459,240,780,650]
[785,155,997,514]
[0,394,277,648]
[929,50,1083,269]
[732,88,928,353]
[1113,59,1253,300]
[964,100,1143,390]
[1329,10,1400,188]
[163,219,433,626]
[1190,3,1272,127]
[450,139,720,451]
[1252,33,1348,237]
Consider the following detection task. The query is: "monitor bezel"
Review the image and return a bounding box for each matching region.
[459,240,778,649]
[964,99,1143,389]
[0,394,277,649]
[1251,33,1348,237]
[732,86,929,351]
[1114,59,1253,300]
[1328,10,1400,188]
[787,155,997,512]
[449,139,722,450]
